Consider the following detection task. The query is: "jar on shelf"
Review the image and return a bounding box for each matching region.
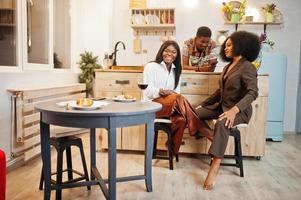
[231,13,240,23]
[266,12,274,22]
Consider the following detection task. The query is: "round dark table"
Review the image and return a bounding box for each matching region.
[35,99,161,200]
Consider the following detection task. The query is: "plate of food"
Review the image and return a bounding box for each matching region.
[68,98,109,110]
[112,94,136,102]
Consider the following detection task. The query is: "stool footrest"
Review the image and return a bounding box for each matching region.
[220,163,240,167]
[153,155,170,160]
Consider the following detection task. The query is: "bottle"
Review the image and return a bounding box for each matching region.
[102,52,109,70]
[108,54,113,69]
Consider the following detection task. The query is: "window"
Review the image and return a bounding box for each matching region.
[53,0,71,68]
[0,0,72,70]
[0,0,17,66]
[27,0,49,64]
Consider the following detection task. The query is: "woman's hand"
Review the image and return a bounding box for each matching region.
[218,106,240,128]
[159,89,174,97]
[195,105,202,110]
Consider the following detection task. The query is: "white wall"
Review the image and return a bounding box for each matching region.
[70,0,113,68]
[112,0,301,132]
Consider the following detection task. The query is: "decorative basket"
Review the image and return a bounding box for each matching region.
[224,1,242,21]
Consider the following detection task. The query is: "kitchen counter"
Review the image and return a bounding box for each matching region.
[93,70,269,158]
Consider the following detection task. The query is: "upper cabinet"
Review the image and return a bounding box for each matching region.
[130,8,175,34]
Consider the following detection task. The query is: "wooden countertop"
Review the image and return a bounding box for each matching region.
[94,69,268,76]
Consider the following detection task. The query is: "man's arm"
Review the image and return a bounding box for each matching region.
[182,55,196,70]
[197,64,216,72]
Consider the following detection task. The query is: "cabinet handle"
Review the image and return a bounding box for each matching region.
[181,82,187,86]
[255,104,259,108]
[115,80,130,85]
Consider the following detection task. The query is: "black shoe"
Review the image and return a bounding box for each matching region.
[194,132,204,140]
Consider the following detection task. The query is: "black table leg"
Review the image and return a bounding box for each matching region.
[40,119,51,200]
[90,128,96,180]
[145,118,155,192]
[108,124,117,200]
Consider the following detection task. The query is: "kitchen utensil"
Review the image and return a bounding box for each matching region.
[133,31,141,54]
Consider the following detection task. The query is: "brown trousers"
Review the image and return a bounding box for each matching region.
[153,93,203,154]
[196,106,247,158]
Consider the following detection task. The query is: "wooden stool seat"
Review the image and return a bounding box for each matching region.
[153,118,179,170]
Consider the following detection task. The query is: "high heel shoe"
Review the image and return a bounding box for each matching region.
[194,132,204,140]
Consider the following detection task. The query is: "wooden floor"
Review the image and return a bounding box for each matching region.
[6,134,301,200]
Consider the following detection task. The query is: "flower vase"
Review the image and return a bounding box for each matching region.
[252,50,262,70]
[231,13,240,23]
[266,12,274,22]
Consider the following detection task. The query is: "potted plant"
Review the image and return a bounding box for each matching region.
[252,33,275,70]
[78,51,101,97]
[54,52,62,68]
[262,3,276,22]
[221,0,247,23]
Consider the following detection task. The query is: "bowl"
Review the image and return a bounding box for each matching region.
[76,98,94,107]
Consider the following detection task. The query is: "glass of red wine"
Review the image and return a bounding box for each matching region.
[137,77,148,102]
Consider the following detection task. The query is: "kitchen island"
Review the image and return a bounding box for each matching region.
[93,69,269,158]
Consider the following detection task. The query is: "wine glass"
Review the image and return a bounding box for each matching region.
[137,77,148,102]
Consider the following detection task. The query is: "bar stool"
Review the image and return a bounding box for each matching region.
[39,136,90,199]
[211,123,246,177]
[153,118,179,170]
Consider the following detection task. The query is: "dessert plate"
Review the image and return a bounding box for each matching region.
[68,101,109,110]
[112,97,136,102]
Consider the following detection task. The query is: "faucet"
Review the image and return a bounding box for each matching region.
[111,41,126,66]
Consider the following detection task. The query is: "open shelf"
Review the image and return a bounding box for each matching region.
[0,7,15,27]
[0,23,15,27]
[130,8,175,35]
[225,21,282,33]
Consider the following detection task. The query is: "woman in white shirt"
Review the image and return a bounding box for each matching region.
[143,40,213,157]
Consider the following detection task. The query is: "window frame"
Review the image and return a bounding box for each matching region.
[0,0,72,72]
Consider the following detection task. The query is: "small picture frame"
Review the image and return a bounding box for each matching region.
[245,16,254,22]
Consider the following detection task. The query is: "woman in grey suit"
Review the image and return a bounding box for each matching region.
[196,31,261,190]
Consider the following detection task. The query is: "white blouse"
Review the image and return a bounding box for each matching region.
[143,61,181,100]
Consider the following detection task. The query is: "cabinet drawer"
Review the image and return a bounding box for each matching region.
[95,72,141,92]
[208,75,220,94]
[181,74,209,95]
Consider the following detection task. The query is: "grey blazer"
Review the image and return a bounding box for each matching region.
[201,58,258,122]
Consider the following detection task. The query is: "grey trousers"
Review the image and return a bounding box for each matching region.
[196,106,246,158]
